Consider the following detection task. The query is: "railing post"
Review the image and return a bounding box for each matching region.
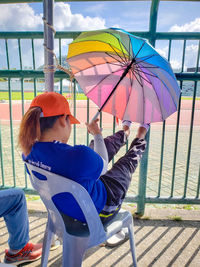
[136,0,160,216]
[43,0,54,92]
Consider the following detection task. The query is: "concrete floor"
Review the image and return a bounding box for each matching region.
[0,202,200,267]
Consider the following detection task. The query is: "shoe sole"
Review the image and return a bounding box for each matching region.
[4,255,41,266]
[106,233,129,248]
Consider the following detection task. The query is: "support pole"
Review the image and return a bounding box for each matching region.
[43,0,54,92]
[136,0,160,216]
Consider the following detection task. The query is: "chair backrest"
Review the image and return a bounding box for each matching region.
[25,163,106,246]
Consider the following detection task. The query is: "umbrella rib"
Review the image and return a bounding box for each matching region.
[108,62,125,67]
[138,63,178,109]
[133,41,146,60]
[134,69,155,85]
[128,36,131,62]
[136,68,158,78]
[132,68,145,124]
[131,69,143,87]
[106,30,131,56]
[136,64,164,121]
[133,65,152,86]
[135,54,157,65]
[108,44,127,64]
[139,64,159,69]
[117,38,129,65]
[85,67,124,97]
[121,72,134,120]
[105,52,127,66]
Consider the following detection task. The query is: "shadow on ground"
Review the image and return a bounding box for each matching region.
[0,207,199,267]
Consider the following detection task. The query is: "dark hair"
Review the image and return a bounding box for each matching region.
[40,115,61,134]
[18,106,62,156]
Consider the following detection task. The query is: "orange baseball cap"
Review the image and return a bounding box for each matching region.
[30,92,80,124]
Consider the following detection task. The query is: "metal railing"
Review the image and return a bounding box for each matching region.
[0,0,200,215]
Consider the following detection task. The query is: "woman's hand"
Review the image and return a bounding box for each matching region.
[85,119,102,135]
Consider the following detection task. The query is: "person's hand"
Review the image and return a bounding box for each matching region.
[85,119,102,135]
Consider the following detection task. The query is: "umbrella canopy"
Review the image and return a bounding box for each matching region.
[67,28,181,123]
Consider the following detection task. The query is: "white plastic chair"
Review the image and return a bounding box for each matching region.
[26,163,137,267]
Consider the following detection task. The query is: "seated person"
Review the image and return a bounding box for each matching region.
[18,92,148,228]
[0,188,42,265]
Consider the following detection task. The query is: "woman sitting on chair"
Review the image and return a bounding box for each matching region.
[18,92,149,244]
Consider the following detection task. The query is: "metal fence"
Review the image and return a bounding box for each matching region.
[0,0,200,215]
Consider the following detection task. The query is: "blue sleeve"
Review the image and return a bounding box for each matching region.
[62,145,104,182]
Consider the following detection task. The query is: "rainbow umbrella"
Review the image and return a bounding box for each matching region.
[67,28,180,123]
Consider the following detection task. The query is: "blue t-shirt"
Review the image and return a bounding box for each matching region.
[23,141,107,222]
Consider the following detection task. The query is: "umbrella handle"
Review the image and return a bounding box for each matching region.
[90,110,100,124]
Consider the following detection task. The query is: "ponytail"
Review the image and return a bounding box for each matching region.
[18,107,42,156]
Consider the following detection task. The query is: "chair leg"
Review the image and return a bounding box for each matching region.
[62,236,88,267]
[128,225,137,267]
[41,219,54,267]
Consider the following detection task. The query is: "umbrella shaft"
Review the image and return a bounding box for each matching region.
[99,58,135,112]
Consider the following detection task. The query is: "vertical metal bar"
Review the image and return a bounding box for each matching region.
[0,121,5,186]
[59,79,63,95]
[170,41,186,197]
[137,0,160,215]
[73,80,76,146]
[171,85,182,197]
[149,0,160,46]
[158,40,171,197]
[136,130,150,215]
[86,98,89,146]
[43,0,54,92]
[32,38,37,97]
[32,39,36,70]
[158,121,165,197]
[195,40,200,73]
[196,164,200,198]
[5,39,16,186]
[59,38,62,65]
[18,39,23,69]
[18,39,25,115]
[5,39,10,70]
[8,79,16,186]
[18,38,27,187]
[181,40,186,72]
[112,116,116,165]
[183,81,197,198]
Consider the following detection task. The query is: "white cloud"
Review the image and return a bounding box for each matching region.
[155,47,168,59]
[0,3,106,69]
[0,3,106,31]
[170,59,182,70]
[0,4,43,31]
[169,18,200,32]
[54,3,105,31]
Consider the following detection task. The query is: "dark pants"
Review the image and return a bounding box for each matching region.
[90,130,147,223]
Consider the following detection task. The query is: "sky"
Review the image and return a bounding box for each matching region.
[0,1,200,71]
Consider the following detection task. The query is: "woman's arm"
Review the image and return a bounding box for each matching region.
[85,119,108,175]
[93,134,108,175]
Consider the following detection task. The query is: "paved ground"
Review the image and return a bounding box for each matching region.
[0,99,200,266]
[0,202,200,267]
[0,122,199,198]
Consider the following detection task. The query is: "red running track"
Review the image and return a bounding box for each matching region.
[0,99,199,126]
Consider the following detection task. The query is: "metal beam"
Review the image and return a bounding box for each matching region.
[1,31,199,40]
[1,0,200,3]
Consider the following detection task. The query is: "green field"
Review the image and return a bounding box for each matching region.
[0,91,199,101]
[0,91,87,100]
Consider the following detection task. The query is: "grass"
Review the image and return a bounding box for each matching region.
[168,215,182,221]
[0,91,87,101]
